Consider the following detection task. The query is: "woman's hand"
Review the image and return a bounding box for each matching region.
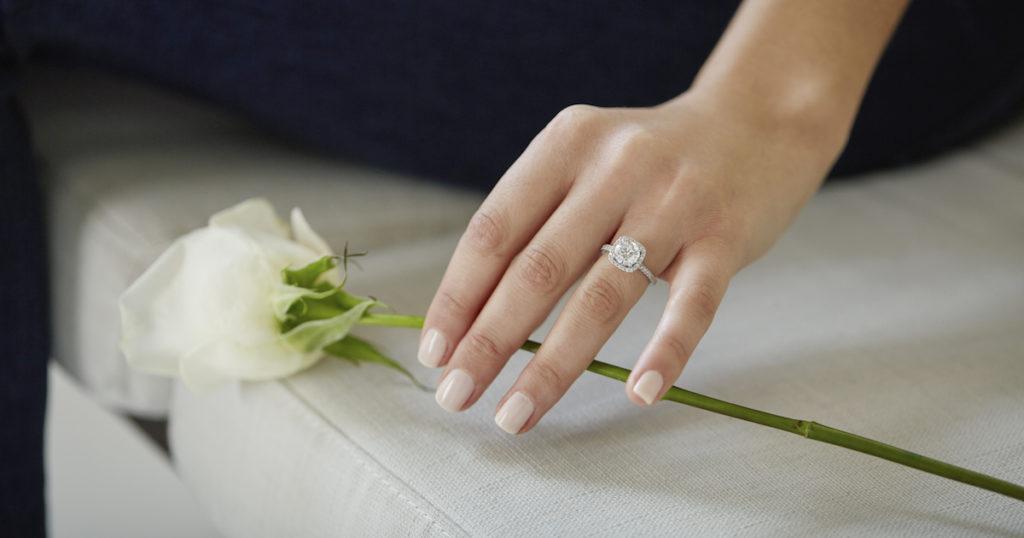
[419,0,907,434]
[419,89,846,433]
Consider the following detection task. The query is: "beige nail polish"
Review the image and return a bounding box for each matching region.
[494,392,534,434]
[417,328,447,368]
[435,369,474,412]
[633,371,664,405]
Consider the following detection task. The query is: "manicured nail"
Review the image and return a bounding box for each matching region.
[633,371,664,405]
[494,392,534,434]
[417,328,447,368]
[435,369,474,412]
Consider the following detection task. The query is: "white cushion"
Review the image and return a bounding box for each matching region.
[27,67,1024,533]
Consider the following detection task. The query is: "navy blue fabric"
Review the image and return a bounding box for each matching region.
[0,20,48,536]
[2,2,1024,536]
[6,1,1024,187]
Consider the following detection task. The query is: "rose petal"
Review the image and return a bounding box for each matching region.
[179,338,319,390]
[290,207,333,256]
[119,238,190,376]
[120,226,289,381]
[209,198,289,238]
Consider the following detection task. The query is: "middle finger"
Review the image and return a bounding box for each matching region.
[433,186,627,412]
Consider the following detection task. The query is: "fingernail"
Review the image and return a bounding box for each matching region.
[435,369,474,412]
[494,392,534,434]
[417,328,447,368]
[633,371,664,405]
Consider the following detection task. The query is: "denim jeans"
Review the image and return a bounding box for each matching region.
[3,1,1023,535]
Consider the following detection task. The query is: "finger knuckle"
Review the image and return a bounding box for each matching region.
[530,360,568,390]
[672,160,706,184]
[516,243,567,294]
[686,279,723,323]
[548,104,602,136]
[576,276,625,325]
[464,208,508,255]
[661,333,694,362]
[463,331,504,363]
[699,209,746,243]
[692,232,734,254]
[435,289,470,317]
[617,124,656,153]
[606,125,656,167]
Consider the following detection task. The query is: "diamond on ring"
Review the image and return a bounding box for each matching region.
[601,236,655,285]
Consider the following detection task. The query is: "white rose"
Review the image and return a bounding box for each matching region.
[119,198,347,389]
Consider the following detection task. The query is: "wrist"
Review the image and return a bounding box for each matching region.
[675,75,853,162]
[663,0,909,165]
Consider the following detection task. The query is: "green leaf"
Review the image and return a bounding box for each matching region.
[324,335,430,391]
[335,287,382,310]
[272,284,340,323]
[283,255,338,289]
[282,299,375,353]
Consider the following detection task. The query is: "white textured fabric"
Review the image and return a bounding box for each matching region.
[173,152,1024,534]
[26,67,1024,534]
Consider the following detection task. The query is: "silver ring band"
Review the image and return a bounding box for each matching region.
[601,236,656,285]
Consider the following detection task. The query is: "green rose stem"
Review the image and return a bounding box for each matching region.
[359,312,1024,502]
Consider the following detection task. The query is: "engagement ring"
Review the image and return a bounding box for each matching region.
[601,236,655,285]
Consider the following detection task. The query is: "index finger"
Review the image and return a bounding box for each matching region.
[417,133,574,369]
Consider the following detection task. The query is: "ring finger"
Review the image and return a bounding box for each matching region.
[492,218,683,434]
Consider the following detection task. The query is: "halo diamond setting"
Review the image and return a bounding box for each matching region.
[601,236,655,285]
[607,236,646,272]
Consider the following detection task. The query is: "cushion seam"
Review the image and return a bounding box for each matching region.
[280,379,467,537]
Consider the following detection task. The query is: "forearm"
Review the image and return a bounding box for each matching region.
[680,0,909,146]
